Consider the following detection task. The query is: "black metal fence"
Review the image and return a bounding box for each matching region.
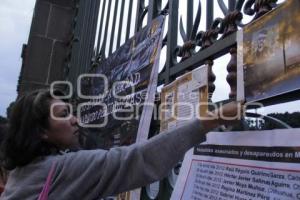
[67,0,288,103]
[65,0,294,199]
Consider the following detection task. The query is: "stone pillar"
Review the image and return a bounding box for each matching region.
[18,0,77,96]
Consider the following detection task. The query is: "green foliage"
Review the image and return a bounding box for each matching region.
[246,112,300,130]
[265,112,300,129]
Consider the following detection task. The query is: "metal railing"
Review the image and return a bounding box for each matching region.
[67,0,287,102]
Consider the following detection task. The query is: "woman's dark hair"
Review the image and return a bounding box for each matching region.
[0,124,8,182]
[1,89,65,170]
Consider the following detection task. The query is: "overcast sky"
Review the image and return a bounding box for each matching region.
[0,0,35,117]
[0,0,298,118]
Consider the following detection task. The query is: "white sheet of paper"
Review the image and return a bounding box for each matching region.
[171,129,300,200]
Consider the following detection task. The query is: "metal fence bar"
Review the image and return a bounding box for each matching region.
[187,0,193,39]
[148,0,161,24]
[68,0,89,89]
[135,0,145,32]
[109,0,119,55]
[75,1,91,75]
[229,0,236,11]
[126,0,134,40]
[81,0,94,74]
[69,0,84,85]
[206,0,214,30]
[83,0,93,71]
[86,0,101,70]
[101,0,112,57]
[148,0,154,24]
[96,0,107,54]
[164,0,179,84]
[116,0,125,48]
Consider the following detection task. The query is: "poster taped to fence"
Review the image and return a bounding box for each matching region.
[159,65,209,200]
[171,129,300,200]
[237,0,300,102]
[160,65,209,131]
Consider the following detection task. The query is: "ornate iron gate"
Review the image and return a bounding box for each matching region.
[65,0,297,199]
[67,0,290,103]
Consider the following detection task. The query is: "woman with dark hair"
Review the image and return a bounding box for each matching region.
[1,89,77,171]
[0,89,240,200]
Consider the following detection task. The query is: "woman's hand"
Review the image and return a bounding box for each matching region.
[201,101,244,132]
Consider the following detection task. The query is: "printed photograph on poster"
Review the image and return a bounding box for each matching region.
[171,129,300,200]
[240,0,300,102]
[160,65,208,131]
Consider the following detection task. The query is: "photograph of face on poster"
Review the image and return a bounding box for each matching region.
[241,0,300,102]
[252,28,277,61]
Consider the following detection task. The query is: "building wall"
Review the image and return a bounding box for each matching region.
[18,0,77,96]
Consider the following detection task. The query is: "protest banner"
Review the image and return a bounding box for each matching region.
[171,129,300,200]
[79,16,165,148]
